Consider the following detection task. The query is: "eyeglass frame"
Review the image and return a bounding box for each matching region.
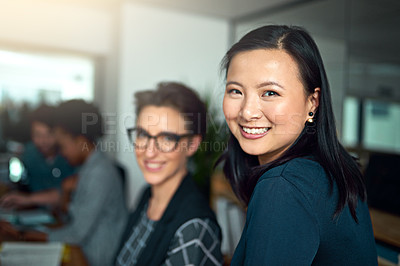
[126,127,194,152]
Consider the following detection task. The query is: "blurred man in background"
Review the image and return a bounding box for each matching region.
[0,104,75,209]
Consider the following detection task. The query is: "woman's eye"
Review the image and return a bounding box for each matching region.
[136,130,148,138]
[159,134,177,143]
[227,88,242,95]
[164,135,175,142]
[263,91,278,97]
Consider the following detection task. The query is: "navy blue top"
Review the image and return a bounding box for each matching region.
[231,157,378,266]
[22,142,75,192]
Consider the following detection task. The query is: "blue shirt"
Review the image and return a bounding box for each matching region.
[22,142,75,192]
[231,157,378,265]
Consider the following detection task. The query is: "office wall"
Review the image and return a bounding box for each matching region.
[116,2,229,208]
[0,0,113,54]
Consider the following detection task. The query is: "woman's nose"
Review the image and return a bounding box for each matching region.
[240,96,262,121]
[144,138,158,156]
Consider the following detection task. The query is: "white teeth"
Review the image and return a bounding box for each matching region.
[146,163,163,169]
[242,127,269,134]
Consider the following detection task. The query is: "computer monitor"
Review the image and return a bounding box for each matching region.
[365,152,400,216]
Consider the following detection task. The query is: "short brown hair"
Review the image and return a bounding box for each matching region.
[135,82,207,139]
[30,104,56,128]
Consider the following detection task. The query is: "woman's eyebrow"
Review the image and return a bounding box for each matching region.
[136,125,180,136]
[256,81,284,89]
[226,80,284,89]
[226,81,243,88]
[159,131,178,135]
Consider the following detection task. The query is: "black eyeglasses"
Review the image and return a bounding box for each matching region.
[126,127,193,153]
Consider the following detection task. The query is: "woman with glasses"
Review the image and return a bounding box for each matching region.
[115,82,223,266]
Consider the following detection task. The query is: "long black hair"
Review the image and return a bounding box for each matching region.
[219,25,366,222]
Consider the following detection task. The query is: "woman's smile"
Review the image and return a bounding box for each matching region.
[143,160,166,172]
[240,126,271,139]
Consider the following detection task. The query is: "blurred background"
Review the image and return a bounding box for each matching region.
[0,0,399,212]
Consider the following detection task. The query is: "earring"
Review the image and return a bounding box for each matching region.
[307,112,314,123]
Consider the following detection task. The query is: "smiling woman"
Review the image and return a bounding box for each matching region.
[219,25,378,265]
[223,49,320,165]
[115,82,223,266]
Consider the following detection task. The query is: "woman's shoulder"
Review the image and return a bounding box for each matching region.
[173,177,216,217]
[163,176,220,236]
[260,157,325,181]
[257,157,330,200]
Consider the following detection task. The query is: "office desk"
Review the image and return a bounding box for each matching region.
[0,213,88,266]
[0,183,88,266]
[370,207,400,249]
[0,236,88,266]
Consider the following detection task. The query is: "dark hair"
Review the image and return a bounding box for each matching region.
[54,99,103,143]
[29,104,56,128]
[219,25,366,222]
[134,82,207,140]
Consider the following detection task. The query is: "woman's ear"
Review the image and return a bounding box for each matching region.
[186,135,202,157]
[308,87,320,112]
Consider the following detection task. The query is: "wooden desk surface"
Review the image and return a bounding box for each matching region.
[61,244,88,266]
[369,207,400,248]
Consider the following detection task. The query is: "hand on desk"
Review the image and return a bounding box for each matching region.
[0,174,78,211]
[0,220,20,239]
[0,190,61,210]
[0,220,48,242]
[0,192,32,210]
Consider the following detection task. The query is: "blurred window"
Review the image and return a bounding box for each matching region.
[0,49,94,105]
